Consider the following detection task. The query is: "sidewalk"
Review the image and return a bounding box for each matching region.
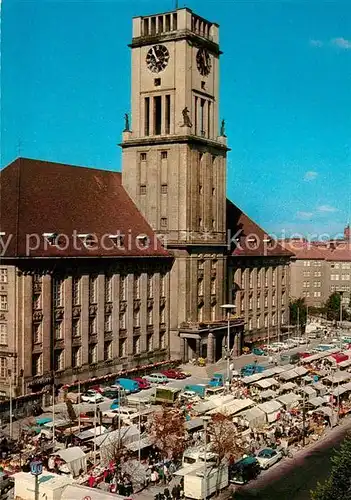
[133,477,180,500]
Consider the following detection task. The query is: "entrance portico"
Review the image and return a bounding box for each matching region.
[179,317,245,364]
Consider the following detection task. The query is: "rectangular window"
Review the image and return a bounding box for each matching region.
[33,323,41,344]
[147,307,153,326]
[200,99,205,136]
[144,97,150,136]
[119,311,126,329]
[172,13,177,30]
[198,305,203,322]
[194,96,198,135]
[32,354,42,377]
[0,324,7,345]
[140,152,147,161]
[72,318,80,337]
[120,275,126,300]
[143,18,149,36]
[134,309,140,327]
[54,321,63,340]
[72,277,80,306]
[160,305,166,324]
[147,274,153,298]
[0,269,8,283]
[105,275,112,302]
[160,332,166,349]
[257,296,261,309]
[160,217,168,228]
[140,184,147,195]
[154,95,162,135]
[158,16,164,33]
[207,101,211,138]
[54,350,64,371]
[165,95,170,134]
[88,344,98,364]
[151,16,156,35]
[147,334,153,351]
[211,278,216,295]
[52,278,63,308]
[165,14,170,31]
[105,314,112,332]
[72,347,81,367]
[133,336,140,354]
[161,184,168,194]
[211,305,216,321]
[119,339,127,357]
[134,275,140,299]
[198,278,204,296]
[89,276,97,303]
[89,316,97,335]
[160,273,166,297]
[161,151,168,160]
[33,294,41,310]
[104,341,112,361]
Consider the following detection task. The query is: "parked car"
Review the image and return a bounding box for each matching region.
[89,385,104,394]
[161,369,186,379]
[252,347,266,356]
[179,391,200,402]
[208,373,224,387]
[256,448,283,469]
[143,373,169,384]
[229,456,261,484]
[133,377,151,390]
[81,391,104,404]
[115,378,140,393]
[0,474,14,495]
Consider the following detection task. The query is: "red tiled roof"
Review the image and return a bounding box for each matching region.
[0,158,170,258]
[226,200,293,258]
[281,241,351,262]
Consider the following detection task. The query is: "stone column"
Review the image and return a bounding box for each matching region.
[195,338,201,357]
[207,332,214,363]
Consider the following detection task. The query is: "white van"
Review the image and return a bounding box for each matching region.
[102,406,139,419]
[182,446,218,467]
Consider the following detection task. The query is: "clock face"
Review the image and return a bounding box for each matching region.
[146,45,170,73]
[196,48,211,76]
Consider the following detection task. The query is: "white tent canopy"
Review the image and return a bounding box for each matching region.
[254,378,280,389]
[52,447,87,477]
[299,386,317,398]
[241,406,266,427]
[324,372,351,384]
[277,393,302,408]
[257,400,282,422]
[207,398,254,416]
[75,425,107,441]
[279,366,308,381]
[278,382,297,393]
[259,389,277,400]
[62,484,127,500]
[306,396,325,408]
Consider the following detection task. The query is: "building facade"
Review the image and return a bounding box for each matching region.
[0,7,293,398]
[283,228,351,308]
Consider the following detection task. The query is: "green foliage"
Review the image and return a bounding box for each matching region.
[323,293,350,322]
[289,297,307,326]
[311,437,351,500]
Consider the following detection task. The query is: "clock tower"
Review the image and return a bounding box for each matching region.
[121,8,230,360]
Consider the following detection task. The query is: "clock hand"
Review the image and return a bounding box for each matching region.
[152,47,159,63]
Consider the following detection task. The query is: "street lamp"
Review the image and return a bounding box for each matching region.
[220,304,236,390]
[30,459,43,500]
[202,415,211,500]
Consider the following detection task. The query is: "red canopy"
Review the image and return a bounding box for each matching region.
[331,353,348,363]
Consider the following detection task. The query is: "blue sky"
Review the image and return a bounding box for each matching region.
[2,0,351,237]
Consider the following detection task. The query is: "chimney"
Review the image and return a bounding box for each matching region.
[345,224,350,242]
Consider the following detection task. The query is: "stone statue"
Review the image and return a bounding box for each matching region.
[123,113,130,132]
[220,119,226,137]
[181,107,192,127]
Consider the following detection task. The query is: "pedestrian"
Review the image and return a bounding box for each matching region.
[171,484,178,499]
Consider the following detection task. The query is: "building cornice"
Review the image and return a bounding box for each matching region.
[120,134,230,152]
[129,29,222,56]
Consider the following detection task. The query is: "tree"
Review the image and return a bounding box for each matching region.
[207,413,244,495]
[148,406,187,460]
[310,437,351,500]
[289,297,307,328]
[324,293,342,322]
[207,412,243,465]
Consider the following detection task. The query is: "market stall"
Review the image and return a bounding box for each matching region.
[240,406,266,428]
[258,389,277,401]
[279,367,309,382]
[61,484,130,499]
[298,386,317,400]
[277,393,301,409]
[257,400,282,422]
[14,471,73,500]
[51,447,87,477]
[278,382,297,394]
[254,378,280,390]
